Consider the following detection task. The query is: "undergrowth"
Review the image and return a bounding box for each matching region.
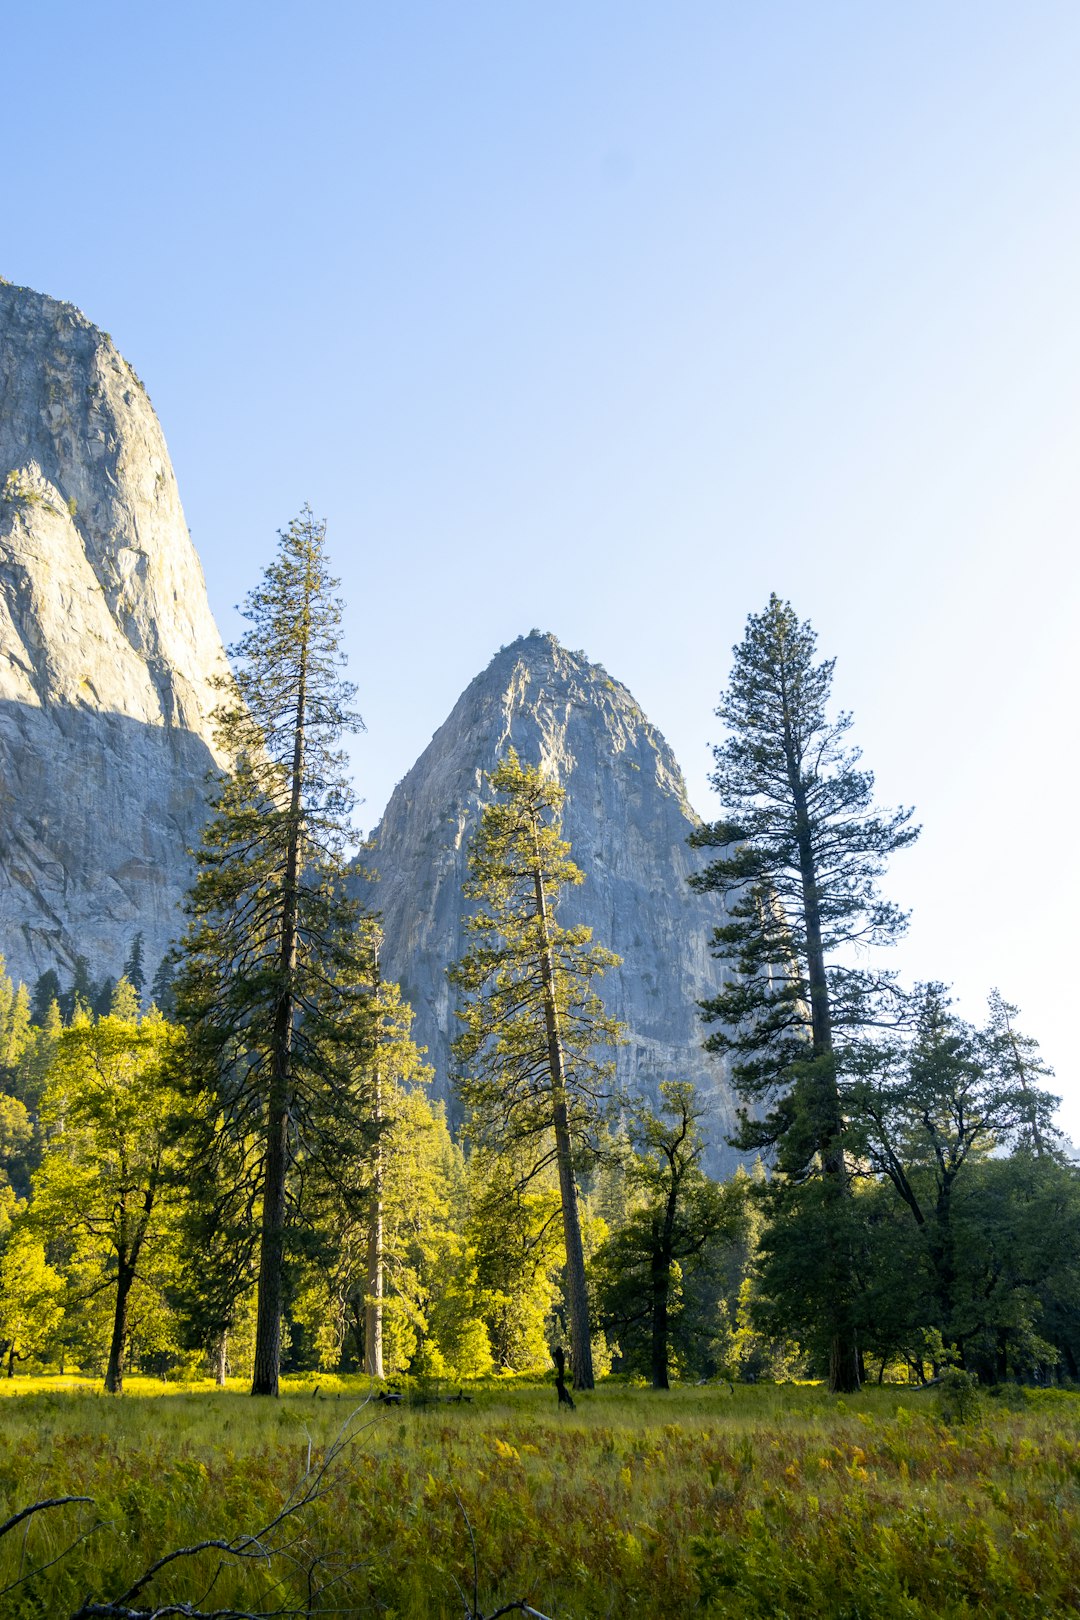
[0,1378,1076,1617]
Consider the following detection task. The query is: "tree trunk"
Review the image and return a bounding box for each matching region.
[105,1260,136,1394]
[364,946,385,1380]
[252,1084,290,1396]
[252,581,310,1397]
[364,1196,384,1377]
[533,838,594,1390]
[784,709,861,1394]
[212,1331,228,1386]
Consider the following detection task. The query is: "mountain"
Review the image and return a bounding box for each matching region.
[0,280,229,990]
[360,631,741,1172]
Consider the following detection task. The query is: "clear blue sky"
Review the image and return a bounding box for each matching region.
[5,2,1079,1132]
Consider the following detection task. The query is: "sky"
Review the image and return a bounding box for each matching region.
[4,2,1079,1133]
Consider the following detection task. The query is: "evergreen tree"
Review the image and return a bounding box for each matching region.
[690,596,918,1391]
[30,970,61,1028]
[301,921,431,1378]
[450,750,622,1390]
[59,956,95,1023]
[122,933,147,1005]
[174,508,372,1396]
[149,955,176,1017]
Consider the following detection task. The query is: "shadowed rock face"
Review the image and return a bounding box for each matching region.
[360,632,741,1173]
[0,280,229,987]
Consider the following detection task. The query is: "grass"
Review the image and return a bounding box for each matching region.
[0,1376,1077,1616]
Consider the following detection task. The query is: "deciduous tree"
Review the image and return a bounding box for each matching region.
[31,993,185,1392]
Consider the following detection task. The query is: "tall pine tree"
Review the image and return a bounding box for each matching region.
[690,595,918,1392]
[174,509,371,1396]
[450,750,622,1390]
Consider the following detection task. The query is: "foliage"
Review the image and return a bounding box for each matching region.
[173,508,373,1396]
[451,749,623,1389]
[690,596,919,1392]
[592,1082,743,1386]
[30,997,187,1391]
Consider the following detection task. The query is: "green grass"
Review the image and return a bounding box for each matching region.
[1,1377,1078,1616]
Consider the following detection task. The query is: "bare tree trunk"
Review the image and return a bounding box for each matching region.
[212,1331,228,1386]
[252,1068,290,1396]
[364,941,385,1380]
[533,837,594,1391]
[364,1187,385,1378]
[105,1260,135,1394]
[784,695,861,1395]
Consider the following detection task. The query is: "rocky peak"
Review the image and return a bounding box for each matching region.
[362,631,740,1171]
[0,281,230,988]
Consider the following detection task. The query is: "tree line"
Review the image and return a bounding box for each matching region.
[0,520,1074,1396]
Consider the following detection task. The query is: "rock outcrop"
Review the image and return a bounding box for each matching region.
[0,280,229,989]
[361,632,740,1172]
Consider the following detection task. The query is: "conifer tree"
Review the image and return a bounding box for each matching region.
[302,921,431,1378]
[122,933,147,1005]
[450,750,622,1390]
[690,596,918,1392]
[174,509,371,1397]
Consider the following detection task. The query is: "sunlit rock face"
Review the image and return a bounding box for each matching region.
[0,280,229,987]
[360,632,741,1173]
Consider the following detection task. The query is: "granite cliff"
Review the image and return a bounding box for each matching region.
[0,280,229,988]
[361,632,740,1171]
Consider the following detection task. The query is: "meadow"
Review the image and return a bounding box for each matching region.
[0,1376,1077,1618]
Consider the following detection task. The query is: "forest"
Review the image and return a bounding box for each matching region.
[0,512,1074,1403]
[0,514,1076,1616]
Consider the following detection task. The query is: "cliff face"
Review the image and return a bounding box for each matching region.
[0,280,229,988]
[362,632,740,1172]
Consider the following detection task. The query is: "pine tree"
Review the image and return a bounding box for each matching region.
[174,508,372,1397]
[302,921,431,1378]
[30,970,61,1028]
[122,933,147,1005]
[450,750,622,1390]
[690,595,918,1392]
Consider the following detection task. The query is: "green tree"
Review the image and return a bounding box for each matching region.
[690,596,918,1392]
[593,1083,740,1387]
[849,988,1061,1367]
[122,933,147,1005]
[31,1000,186,1392]
[174,508,372,1396]
[300,923,431,1377]
[450,750,622,1390]
[0,1228,64,1375]
[467,1151,564,1373]
[30,970,61,1028]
